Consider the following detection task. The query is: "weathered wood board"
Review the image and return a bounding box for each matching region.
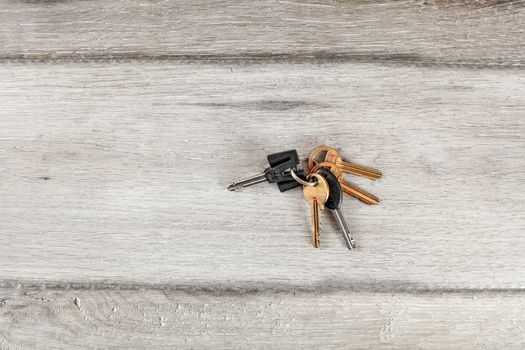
[0,63,524,288]
[0,0,524,67]
[0,0,524,348]
[1,289,525,350]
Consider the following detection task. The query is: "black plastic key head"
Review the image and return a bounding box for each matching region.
[316,168,343,210]
[265,149,304,192]
[267,150,300,168]
[264,159,294,183]
[264,162,305,192]
[276,168,307,192]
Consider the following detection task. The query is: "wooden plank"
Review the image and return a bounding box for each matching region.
[1,287,524,349]
[0,62,523,289]
[0,0,524,66]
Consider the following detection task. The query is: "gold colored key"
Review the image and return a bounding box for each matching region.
[310,162,380,205]
[303,173,330,248]
[308,146,382,180]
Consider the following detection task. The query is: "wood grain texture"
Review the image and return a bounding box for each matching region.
[1,288,524,349]
[2,1,525,345]
[0,0,524,67]
[0,62,524,289]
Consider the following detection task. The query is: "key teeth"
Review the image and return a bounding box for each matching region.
[312,233,320,249]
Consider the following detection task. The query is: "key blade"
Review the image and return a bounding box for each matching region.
[227,173,267,191]
[340,181,380,205]
[338,161,383,180]
[312,198,320,248]
[303,174,329,248]
[332,208,356,250]
[324,149,382,180]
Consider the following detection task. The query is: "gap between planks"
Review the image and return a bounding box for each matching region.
[1,280,525,296]
[0,54,524,70]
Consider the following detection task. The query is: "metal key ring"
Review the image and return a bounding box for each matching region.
[290,169,317,187]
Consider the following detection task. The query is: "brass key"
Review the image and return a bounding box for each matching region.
[310,162,380,205]
[303,173,330,248]
[308,146,382,180]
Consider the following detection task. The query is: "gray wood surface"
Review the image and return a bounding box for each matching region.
[1,0,524,348]
[0,0,524,67]
[1,63,524,289]
[1,288,524,350]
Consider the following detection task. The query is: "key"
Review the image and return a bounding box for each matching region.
[311,161,380,205]
[308,145,382,180]
[267,149,307,192]
[228,150,306,192]
[325,148,382,180]
[316,168,356,250]
[303,173,330,248]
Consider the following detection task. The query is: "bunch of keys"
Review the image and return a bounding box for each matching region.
[228,146,382,250]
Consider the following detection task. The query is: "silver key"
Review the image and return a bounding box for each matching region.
[331,208,356,250]
[227,173,267,191]
[316,168,357,250]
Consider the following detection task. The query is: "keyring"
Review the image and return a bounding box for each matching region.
[290,169,317,187]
